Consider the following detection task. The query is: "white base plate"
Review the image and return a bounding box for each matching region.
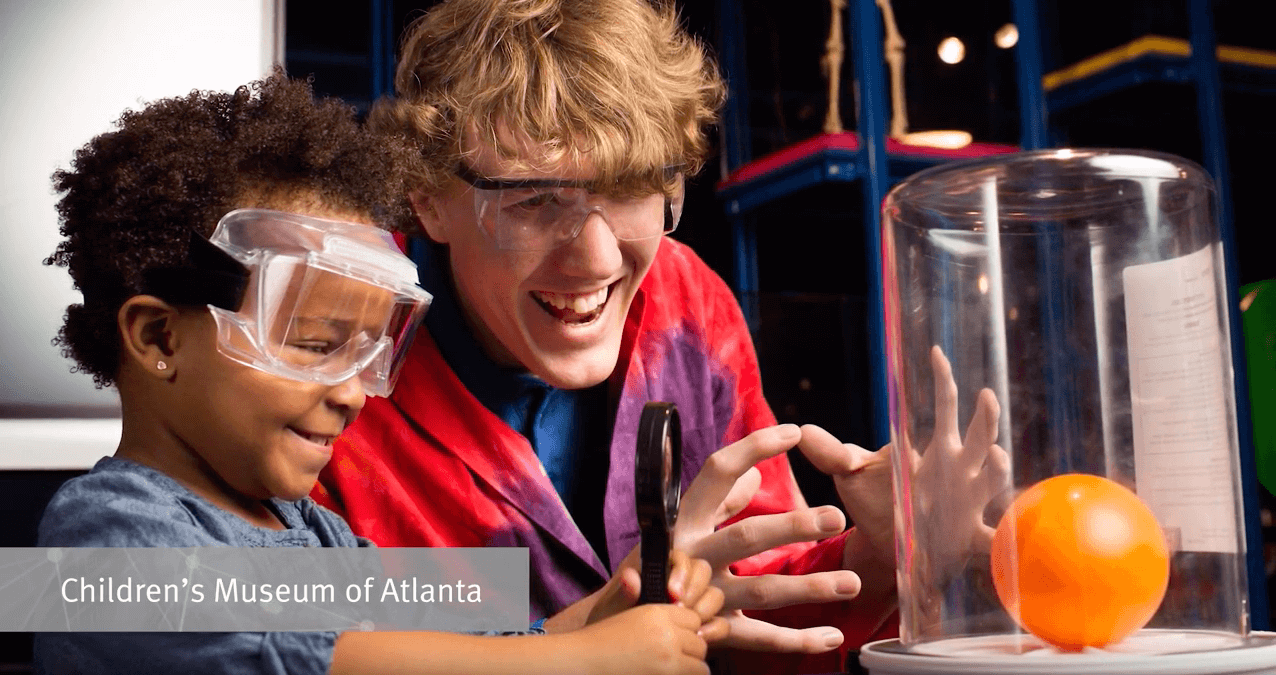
[860,630,1276,674]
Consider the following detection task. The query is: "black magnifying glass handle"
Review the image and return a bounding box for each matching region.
[635,401,682,605]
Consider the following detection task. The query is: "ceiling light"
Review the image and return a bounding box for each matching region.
[995,23,1019,49]
[938,37,965,64]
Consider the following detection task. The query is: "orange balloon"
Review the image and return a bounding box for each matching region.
[990,473,1170,651]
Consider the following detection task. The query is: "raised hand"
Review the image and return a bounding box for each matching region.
[908,346,1010,570]
[669,425,862,654]
[798,346,1010,583]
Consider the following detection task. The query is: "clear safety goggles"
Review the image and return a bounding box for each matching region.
[456,163,685,252]
[144,209,431,397]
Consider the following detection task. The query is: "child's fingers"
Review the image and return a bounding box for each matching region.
[616,567,642,604]
[673,557,713,607]
[697,616,730,643]
[588,567,643,623]
[689,585,724,624]
[665,550,691,600]
[674,655,711,675]
[678,626,708,660]
[668,604,702,631]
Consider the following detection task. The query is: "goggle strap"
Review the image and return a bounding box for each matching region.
[141,231,250,311]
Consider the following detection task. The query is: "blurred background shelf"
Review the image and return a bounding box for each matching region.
[1045,34,1276,112]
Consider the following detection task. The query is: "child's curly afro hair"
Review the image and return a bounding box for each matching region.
[45,73,419,389]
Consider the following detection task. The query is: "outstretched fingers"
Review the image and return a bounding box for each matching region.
[796,424,882,476]
[714,467,762,527]
[678,425,802,533]
[694,506,846,569]
[975,443,1011,498]
[719,569,861,612]
[960,387,1001,468]
[720,614,845,654]
[931,346,962,448]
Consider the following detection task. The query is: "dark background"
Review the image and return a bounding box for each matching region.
[285,0,1274,497]
[287,0,1271,283]
[2,0,1272,669]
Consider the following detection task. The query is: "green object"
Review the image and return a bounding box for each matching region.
[1243,280,1276,496]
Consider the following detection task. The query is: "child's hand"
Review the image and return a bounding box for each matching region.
[587,551,728,642]
[666,551,728,642]
[568,603,711,675]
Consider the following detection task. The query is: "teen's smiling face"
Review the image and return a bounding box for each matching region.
[417,140,664,390]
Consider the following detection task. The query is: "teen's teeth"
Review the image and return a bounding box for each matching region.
[534,287,608,313]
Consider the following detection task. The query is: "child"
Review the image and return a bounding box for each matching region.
[36,73,725,675]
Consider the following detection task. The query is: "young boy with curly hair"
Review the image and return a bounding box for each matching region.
[37,73,725,675]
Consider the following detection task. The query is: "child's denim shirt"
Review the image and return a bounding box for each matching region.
[34,456,370,675]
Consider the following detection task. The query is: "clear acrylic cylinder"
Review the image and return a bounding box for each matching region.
[881,148,1251,656]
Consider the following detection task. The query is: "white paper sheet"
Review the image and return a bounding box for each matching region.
[1123,244,1237,553]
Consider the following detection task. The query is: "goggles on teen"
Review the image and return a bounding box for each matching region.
[456,163,685,252]
[143,209,432,397]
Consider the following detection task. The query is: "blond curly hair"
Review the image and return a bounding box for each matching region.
[370,0,725,205]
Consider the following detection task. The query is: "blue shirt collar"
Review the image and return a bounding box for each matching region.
[417,242,552,419]
[412,241,613,563]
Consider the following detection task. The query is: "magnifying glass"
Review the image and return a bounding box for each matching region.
[635,401,682,605]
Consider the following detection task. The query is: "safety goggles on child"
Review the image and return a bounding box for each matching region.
[455,163,685,252]
[143,209,431,397]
